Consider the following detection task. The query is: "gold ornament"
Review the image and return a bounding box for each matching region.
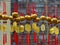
[35,26,40,33]
[32,22,40,33]
[19,25,24,33]
[13,21,18,32]
[51,18,57,23]
[10,25,14,32]
[25,23,31,33]
[15,26,19,33]
[15,17,20,22]
[54,26,59,35]
[8,16,13,20]
[57,20,60,24]
[46,16,51,22]
[32,22,37,29]
[50,27,55,34]
[41,24,45,32]
[2,15,9,20]
[1,24,6,32]
[40,16,46,20]
[35,17,40,22]
[31,14,37,19]
[12,12,18,18]
[25,15,31,20]
[20,16,25,21]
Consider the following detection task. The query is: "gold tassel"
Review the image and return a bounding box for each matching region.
[1,24,6,32]
[41,24,45,32]
[32,22,40,33]
[25,23,31,33]
[50,27,55,34]
[10,25,14,32]
[54,26,59,35]
[19,25,24,33]
[13,21,18,33]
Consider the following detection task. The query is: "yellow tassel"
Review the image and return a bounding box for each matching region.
[35,26,40,33]
[41,24,45,32]
[50,27,55,34]
[10,25,14,32]
[13,21,18,32]
[54,26,59,35]
[25,23,31,33]
[32,22,40,33]
[1,24,6,32]
[19,25,24,33]
[15,26,19,33]
[32,22,37,30]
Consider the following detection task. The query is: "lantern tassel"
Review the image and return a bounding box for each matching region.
[26,33,30,45]
[14,31,18,45]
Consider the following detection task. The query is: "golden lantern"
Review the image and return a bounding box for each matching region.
[34,17,40,22]
[51,18,57,23]
[25,15,31,21]
[46,16,51,22]
[8,16,13,20]
[15,17,20,22]
[31,14,37,20]
[12,12,18,18]
[2,15,9,20]
[20,16,25,21]
[40,15,46,20]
